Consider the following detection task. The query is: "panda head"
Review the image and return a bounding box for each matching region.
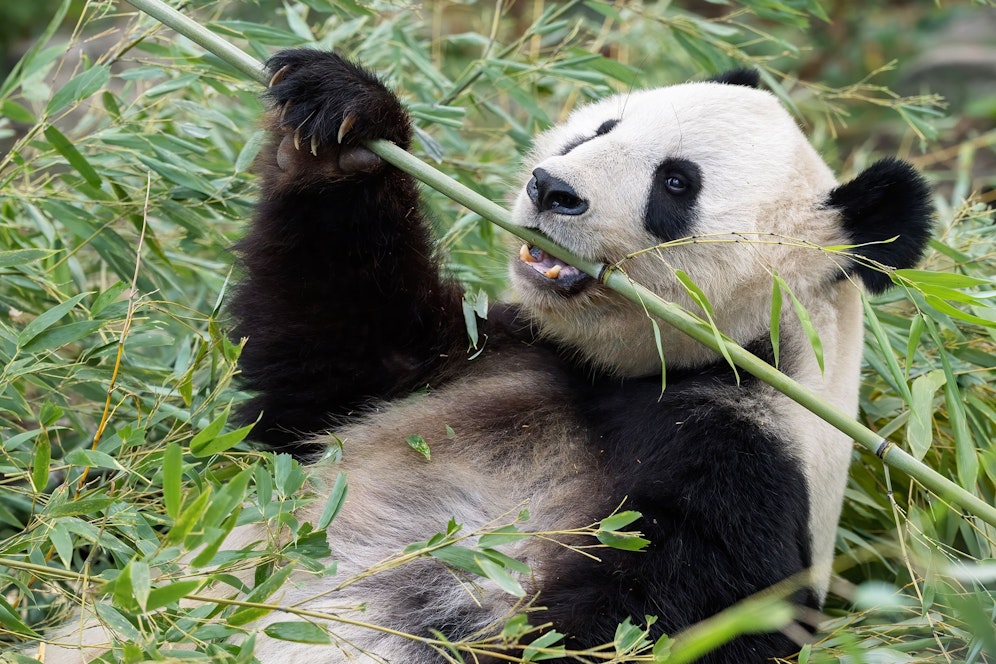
[509,72,933,377]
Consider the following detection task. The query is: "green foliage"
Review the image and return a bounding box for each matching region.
[0,1,994,663]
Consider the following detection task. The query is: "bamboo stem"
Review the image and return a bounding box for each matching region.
[123,0,996,528]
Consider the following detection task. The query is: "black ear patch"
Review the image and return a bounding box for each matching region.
[826,158,934,294]
[708,69,761,88]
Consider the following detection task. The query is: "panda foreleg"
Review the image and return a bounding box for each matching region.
[230,50,464,453]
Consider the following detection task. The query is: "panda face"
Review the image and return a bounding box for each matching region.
[509,81,851,376]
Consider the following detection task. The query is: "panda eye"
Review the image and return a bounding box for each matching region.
[664,174,688,195]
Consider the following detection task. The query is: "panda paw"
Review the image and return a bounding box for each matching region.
[264,49,412,176]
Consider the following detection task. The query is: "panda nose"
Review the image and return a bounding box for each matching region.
[527,168,588,215]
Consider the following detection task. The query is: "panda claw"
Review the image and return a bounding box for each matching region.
[338,112,357,144]
[278,101,291,126]
[310,133,319,156]
[268,65,290,88]
[293,128,301,151]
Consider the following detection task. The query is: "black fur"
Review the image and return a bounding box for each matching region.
[230,49,464,453]
[645,158,703,240]
[708,68,761,88]
[826,157,934,293]
[537,345,816,662]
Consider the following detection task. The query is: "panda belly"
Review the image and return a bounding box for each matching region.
[242,344,814,663]
[246,350,607,662]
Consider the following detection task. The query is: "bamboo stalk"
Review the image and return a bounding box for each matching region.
[123,0,996,528]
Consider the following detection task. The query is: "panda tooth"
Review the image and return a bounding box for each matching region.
[545,265,562,279]
[519,244,534,263]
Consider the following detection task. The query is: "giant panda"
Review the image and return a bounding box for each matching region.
[44,50,933,663]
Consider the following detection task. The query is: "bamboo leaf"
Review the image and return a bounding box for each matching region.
[769,275,782,367]
[44,125,102,187]
[317,471,348,530]
[477,556,525,597]
[0,595,41,637]
[0,248,56,269]
[16,292,88,349]
[906,369,946,460]
[47,64,111,115]
[263,621,331,644]
[227,564,296,626]
[31,431,50,492]
[406,434,431,460]
[163,442,183,519]
[94,602,141,642]
[146,580,201,611]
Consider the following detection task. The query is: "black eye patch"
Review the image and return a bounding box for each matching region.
[559,118,621,155]
[644,158,703,241]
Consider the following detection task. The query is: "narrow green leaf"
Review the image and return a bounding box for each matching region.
[0,595,41,637]
[228,564,296,626]
[190,406,253,457]
[769,275,782,367]
[906,369,946,460]
[895,269,992,289]
[0,248,56,269]
[190,508,243,568]
[596,531,651,551]
[20,320,102,352]
[406,434,431,460]
[674,269,715,316]
[16,292,88,349]
[163,442,182,520]
[114,560,151,612]
[614,617,650,653]
[64,448,123,471]
[477,557,525,597]
[1,100,35,123]
[46,496,114,518]
[94,602,141,642]
[783,280,824,373]
[146,580,201,611]
[599,511,642,532]
[317,471,348,530]
[478,525,528,548]
[905,315,925,379]
[48,522,73,568]
[863,297,911,404]
[31,431,51,492]
[44,125,102,187]
[263,621,331,644]
[166,487,212,546]
[523,629,565,661]
[47,64,111,114]
[200,468,252,532]
[653,634,672,661]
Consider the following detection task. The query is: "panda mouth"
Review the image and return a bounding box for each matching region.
[516,243,593,294]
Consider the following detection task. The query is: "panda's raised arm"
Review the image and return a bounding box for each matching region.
[229,50,464,451]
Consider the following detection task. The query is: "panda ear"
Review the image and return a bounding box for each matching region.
[826,158,934,294]
[707,69,760,88]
